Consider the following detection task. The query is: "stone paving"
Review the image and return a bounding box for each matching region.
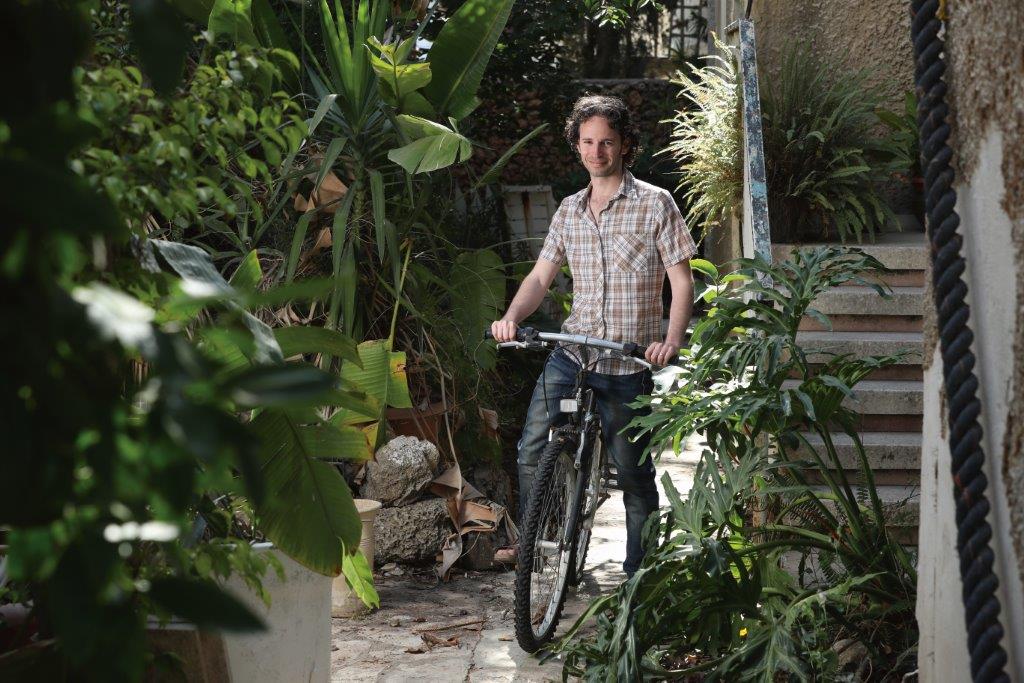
[331,443,701,682]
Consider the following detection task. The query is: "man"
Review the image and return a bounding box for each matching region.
[490,95,696,577]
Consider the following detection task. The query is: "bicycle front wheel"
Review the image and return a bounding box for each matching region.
[572,435,602,587]
[514,427,580,652]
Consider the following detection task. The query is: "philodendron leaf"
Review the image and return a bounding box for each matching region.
[148,577,265,632]
[421,0,514,120]
[342,549,380,608]
[250,408,362,575]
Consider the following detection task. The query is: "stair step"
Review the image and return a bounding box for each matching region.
[772,233,928,272]
[806,484,920,528]
[811,286,925,317]
[795,431,921,471]
[799,315,922,333]
[782,379,923,415]
[797,331,923,365]
[846,380,923,415]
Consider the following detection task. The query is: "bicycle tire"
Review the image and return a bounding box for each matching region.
[571,436,602,587]
[514,427,580,652]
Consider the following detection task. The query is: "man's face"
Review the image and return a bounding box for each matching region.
[576,116,629,179]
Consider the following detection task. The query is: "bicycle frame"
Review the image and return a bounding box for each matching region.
[495,329,652,552]
[492,327,656,651]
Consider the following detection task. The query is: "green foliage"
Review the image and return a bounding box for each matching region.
[0,3,382,676]
[876,90,921,179]
[75,37,305,235]
[552,248,918,681]
[449,249,506,369]
[761,48,899,243]
[578,0,662,28]
[420,0,514,120]
[388,115,473,174]
[663,39,743,238]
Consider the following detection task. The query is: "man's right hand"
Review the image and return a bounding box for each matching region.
[490,319,518,342]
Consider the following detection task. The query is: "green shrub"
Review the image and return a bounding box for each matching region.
[75,39,305,237]
[761,48,898,243]
[663,39,744,239]
[551,248,918,680]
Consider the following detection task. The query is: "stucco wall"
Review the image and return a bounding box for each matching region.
[945,0,1024,603]
[917,0,1024,677]
[919,130,1024,679]
[749,0,914,111]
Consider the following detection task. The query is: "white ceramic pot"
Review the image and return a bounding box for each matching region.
[331,499,382,618]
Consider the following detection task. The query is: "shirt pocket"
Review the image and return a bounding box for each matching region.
[611,233,648,272]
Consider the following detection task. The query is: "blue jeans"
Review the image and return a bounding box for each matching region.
[516,348,658,576]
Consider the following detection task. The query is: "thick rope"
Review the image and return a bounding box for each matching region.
[910,1,1009,680]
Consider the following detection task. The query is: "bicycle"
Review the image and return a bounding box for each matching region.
[485,326,655,653]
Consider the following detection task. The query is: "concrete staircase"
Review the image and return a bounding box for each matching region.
[773,232,927,542]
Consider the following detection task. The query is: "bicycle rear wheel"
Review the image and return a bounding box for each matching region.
[514,427,580,652]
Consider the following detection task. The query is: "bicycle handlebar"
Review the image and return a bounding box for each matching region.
[484,327,648,360]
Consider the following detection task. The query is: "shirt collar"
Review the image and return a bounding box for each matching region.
[576,170,639,210]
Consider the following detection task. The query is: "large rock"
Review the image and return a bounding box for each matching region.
[373,498,451,565]
[360,436,441,506]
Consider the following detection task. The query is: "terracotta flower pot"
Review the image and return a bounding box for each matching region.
[385,400,450,447]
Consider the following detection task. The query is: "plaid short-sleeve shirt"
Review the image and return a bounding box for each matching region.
[538,171,697,375]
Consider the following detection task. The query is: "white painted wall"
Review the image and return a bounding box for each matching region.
[918,129,1024,680]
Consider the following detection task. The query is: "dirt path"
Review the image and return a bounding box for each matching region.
[331,444,700,682]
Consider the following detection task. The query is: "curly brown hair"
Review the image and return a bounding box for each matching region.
[563,95,643,167]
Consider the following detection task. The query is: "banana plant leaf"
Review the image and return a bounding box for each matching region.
[387,116,471,174]
[249,408,363,576]
[421,0,514,121]
[449,249,505,369]
[330,339,412,447]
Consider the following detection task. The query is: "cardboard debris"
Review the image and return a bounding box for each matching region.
[294,170,348,214]
[429,460,518,581]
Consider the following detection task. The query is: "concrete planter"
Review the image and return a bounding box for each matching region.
[332,499,382,618]
[220,543,331,683]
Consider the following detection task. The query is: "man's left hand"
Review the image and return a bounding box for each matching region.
[645,341,680,366]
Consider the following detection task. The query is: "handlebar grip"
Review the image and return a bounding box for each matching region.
[484,326,534,342]
[622,342,648,359]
